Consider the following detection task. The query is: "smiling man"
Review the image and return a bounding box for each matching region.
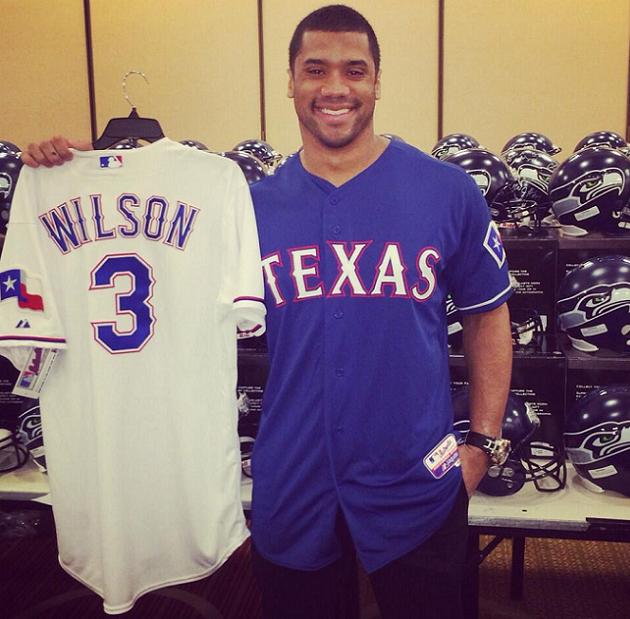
[248,5,512,619]
[21,5,513,619]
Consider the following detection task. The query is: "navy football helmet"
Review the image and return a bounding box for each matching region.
[431,133,480,160]
[446,294,463,349]
[501,132,561,156]
[549,147,630,236]
[506,149,559,221]
[574,131,629,155]
[511,308,545,350]
[112,138,138,149]
[0,140,20,154]
[221,150,267,185]
[445,148,532,225]
[0,152,23,236]
[564,385,630,496]
[179,139,208,150]
[556,255,630,354]
[16,401,46,472]
[233,139,282,171]
[452,388,566,495]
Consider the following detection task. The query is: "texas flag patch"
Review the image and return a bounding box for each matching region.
[483,221,506,268]
[0,269,45,311]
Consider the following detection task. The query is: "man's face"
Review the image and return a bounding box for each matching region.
[288,30,380,150]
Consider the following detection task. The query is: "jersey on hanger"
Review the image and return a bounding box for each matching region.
[0,139,265,614]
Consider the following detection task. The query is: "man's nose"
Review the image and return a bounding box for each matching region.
[320,72,351,97]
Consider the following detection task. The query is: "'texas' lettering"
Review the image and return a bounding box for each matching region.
[39,194,199,254]
[262,242,440,305]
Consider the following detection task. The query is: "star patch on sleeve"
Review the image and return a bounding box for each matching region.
[482,221,506,268]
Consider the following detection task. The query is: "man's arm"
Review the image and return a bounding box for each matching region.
[459,302,512,495]
[21,136,92,168]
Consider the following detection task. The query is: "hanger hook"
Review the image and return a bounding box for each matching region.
[122,70,149,110]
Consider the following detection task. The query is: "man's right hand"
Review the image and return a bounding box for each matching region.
[22,136,92,168]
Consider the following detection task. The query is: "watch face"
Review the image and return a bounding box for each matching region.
[492,438,511,466]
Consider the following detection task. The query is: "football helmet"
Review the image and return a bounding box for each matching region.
[112,138,138,149]
[574,131,629,155]
[445,148,532,225]
[446,294,463,349]
[549,147,630,236]
[0,140,20,154]
[0,152,23,235]
[221,150,267,185]
[452,388,566,495]
[179,139,208,150]
[511,308,545,350]
[0,422,29,473]
[564,385,630,496]
[501,132,561,156]
[16,401,46,472]
[233,139,282,171]
[506,149,559,221]
[556,255,630,354]
[240,435,255,478]
[431,133,480,160]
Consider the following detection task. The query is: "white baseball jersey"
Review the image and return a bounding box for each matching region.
[0,139,265,614]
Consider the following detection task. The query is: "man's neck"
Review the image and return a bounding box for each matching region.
[299,131,390,188]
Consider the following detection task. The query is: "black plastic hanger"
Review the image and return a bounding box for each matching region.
[93,71,165,150]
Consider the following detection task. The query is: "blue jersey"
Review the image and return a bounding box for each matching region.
[250,140,511,572]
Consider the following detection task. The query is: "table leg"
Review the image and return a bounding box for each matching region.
[510,536,526,600]
[463,529,480,619]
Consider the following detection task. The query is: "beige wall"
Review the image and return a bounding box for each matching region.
[90,0,260,153]
[263,0,439,155]
[0,0,91,150]
[443,0,630,155]
[2,1,628,158]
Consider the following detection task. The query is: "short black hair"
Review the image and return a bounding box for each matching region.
[289,5,380,74]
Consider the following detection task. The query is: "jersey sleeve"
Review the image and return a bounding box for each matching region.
[0,169,67,370]
[219,165,266,338]
[445,175,513,314]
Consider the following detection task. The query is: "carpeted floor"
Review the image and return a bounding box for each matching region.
[1,505,629,618]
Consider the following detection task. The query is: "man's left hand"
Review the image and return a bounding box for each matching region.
[458,443,489,497]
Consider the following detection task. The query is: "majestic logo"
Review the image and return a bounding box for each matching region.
[0,173,12,199]
[557,282,630,330]
[565,420,630,464]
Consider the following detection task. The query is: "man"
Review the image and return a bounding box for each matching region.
[23,6,512,618]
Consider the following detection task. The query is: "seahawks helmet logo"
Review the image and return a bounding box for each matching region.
[558,282,630,330]
[552,167,624,219]
[0,173,11,199]
[16,405,42,450]
[565,420,630,464]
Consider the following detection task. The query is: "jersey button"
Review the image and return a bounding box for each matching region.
[333,311,344,319]
[330,196,339,205]
[335,368,345,377]
[332,225,341,234]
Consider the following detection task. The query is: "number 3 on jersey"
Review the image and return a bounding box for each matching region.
[89,253,156,354]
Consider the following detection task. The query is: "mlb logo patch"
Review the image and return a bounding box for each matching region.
[100,155,123,169]
[423,433,460,479]
[483,221,506,268]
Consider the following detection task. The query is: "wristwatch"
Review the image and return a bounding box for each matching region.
[465,431,511,466]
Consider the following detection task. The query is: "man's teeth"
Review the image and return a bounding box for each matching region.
[320,108,350,116]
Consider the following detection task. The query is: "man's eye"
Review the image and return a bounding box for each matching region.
[306,68,323,76]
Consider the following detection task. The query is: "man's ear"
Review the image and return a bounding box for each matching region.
[287,68,294,99]
[375,70,381,100]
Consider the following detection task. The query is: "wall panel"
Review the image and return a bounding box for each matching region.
[443,0,629,155]
[0,0,91,149]
[90,0,260,152]
[263,1,439,155]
